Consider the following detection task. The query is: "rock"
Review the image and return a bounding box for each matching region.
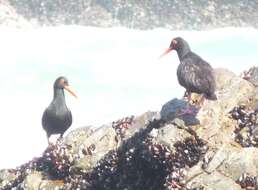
[245,65,258,86]
[1,66,258,189]
[218,148,258,181]
[0,169,17,188]
[21,172,42,190]
[187,171,241,190]
[214,68,236,91]
[196,68,255,145]
[156,123,192,148]
[203,144,232,174]
[160,98,200,126]
[69,125,117,170]
[39,180,64,190]
[64,126,95,153]
[123,111,158,140]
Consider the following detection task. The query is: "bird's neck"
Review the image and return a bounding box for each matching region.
[53,89,66,106]
[176,45,191,61]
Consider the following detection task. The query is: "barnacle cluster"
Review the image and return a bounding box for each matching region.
[0,142,74,189]
[112,115,134,138]
[1,120,207,190]
[37,142,73,179]
[62,121,207,190]
[229,105,258,147]
[236,173,257,189]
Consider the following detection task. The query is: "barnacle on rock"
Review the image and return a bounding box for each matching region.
[112,116,134,138]
[236,173,257,189]
[229,105,258,147]
[1,119,207,190]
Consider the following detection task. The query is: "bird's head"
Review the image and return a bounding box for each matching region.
[54,76,77,98]
[159,37,190,58]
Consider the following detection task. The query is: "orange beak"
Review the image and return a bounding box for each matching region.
[159,48,173,59]
[64,85,77,98]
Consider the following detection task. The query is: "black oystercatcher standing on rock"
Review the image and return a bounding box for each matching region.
[42,76,77,144]
[160,37,217,114]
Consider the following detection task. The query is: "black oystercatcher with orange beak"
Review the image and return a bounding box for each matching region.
[160,37,217,114]
[42,76,77,144]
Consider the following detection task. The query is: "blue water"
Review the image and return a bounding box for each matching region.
[0,26,258,169]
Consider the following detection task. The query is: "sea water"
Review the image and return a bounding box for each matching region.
[0,26,258,169]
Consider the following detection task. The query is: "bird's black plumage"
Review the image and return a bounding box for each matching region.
[167,37,217,100]
[42,76,75,144]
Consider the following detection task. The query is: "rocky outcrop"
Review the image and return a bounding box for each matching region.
[0,67,258,190]
[1,0,258,29]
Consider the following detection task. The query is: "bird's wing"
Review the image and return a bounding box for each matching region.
[182,53,215,94]
[42,107,55,129]
[65,109,73,127]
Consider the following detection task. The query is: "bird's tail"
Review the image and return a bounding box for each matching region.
[206,93,217,100]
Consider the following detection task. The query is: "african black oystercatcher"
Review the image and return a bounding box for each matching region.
[42,76,77,144]
[160,37,217,113]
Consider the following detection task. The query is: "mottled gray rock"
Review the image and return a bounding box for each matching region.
[197,68,255,144]
[246,65,258,86]
[156,123,192,148]
[218,148,258,181]
[64,126,95,150]
[203,144,232,174]
[0,169,17,188]
[123,111,158,140]
[21,172,42,190]
[187,171,241,190]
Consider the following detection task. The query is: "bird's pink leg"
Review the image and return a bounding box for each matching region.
[179,92,196,115]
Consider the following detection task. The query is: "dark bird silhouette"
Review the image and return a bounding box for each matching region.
[160,37,217,113]
[42,76,77,144]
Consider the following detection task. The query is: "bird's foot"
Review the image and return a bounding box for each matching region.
[57,136,64,143]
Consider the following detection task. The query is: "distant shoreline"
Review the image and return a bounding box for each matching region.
[1,0,258,29]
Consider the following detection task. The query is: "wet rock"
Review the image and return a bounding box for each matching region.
[160,98,200,126]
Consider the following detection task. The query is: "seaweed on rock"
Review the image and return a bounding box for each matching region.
[0,119,207,190]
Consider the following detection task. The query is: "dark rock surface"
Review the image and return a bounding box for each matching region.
[0,0,258,29]
[1,67,258,189]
